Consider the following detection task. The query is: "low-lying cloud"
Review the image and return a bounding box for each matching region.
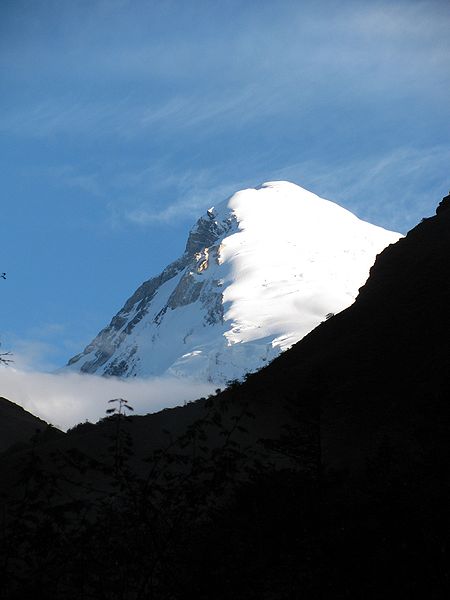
[0,368,216,431]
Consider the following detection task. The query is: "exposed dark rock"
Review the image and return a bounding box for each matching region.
[184,211,236,255]
[66,209,237,374]
[167,272,204,308]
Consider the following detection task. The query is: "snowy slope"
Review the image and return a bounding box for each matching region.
[66,182,402,384]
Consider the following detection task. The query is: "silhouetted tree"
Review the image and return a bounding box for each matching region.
[0,273,12,365]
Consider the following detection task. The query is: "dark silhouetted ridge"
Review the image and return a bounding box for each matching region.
[0,396,63,453]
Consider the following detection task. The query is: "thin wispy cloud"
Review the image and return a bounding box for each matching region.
[272,145,450,232]
[1,2,448,140]
[39,165,104,197]
[118,144,450,232]
[124,174,248,225]
[31,143,448,234]
[0,86,281,142]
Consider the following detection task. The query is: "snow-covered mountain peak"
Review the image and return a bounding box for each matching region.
[66,181,402,383]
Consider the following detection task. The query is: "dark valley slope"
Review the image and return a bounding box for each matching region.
[0,396,62,453]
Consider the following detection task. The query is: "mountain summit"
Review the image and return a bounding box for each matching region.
[66,181,401,383]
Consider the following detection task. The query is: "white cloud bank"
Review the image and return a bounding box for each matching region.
[0,368,215,431]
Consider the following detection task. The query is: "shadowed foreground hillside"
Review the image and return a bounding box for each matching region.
[0,397,63,453]
[0,194,449,599]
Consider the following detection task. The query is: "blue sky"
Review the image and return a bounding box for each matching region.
[1,0,449,372]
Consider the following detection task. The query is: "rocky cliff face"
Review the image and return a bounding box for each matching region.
[67,207,238,379]
[66,181,402,383]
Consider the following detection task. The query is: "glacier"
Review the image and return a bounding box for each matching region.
[66,181,402,384]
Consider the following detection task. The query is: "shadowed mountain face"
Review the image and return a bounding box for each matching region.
[0,397,63,453]
[0,194,449,598]
[274,193,450,473]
